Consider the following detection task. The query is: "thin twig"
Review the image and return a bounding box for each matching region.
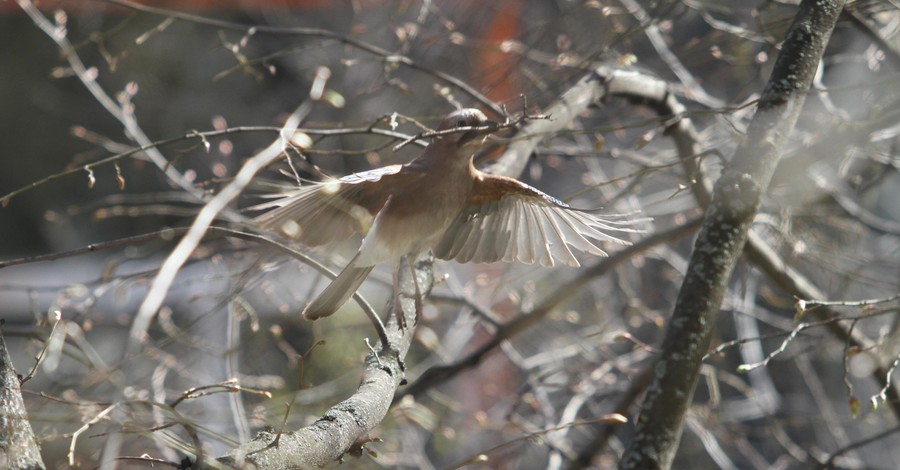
[818,426,900,469]
[69,404,117,466]
[872,352,900,411]
[127,95,314,353]
[736,324,805,373]
[797,293,900,311]
[169,379,271,408]
[445,415,628,470]
[1,124,421,205]
[617,0,725,108]
[397,217,702,402]
[391,112,545,152]
[15,0,235,218]
[20,310,62,385]
[95,0,506,117]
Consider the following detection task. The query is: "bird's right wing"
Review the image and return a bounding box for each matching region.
[433,174,642,267]
[251,165,421,246]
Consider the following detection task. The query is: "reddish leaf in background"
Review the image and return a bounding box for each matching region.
[473,0,522,105]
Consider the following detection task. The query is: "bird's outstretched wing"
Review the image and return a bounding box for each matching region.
[251,165,420,246]
[433,174,641,267]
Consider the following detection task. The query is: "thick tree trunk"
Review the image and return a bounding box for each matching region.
[619,1,848,468]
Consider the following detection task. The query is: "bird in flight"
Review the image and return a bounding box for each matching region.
[253,108,639,320]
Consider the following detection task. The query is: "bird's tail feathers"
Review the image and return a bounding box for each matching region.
[303,254,374,320]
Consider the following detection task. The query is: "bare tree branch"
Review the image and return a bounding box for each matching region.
[15,0,239,220]
[397,217,701,403]
[127,100,313,353]
[571,62,900,468]
[619,1,847,468]
[618,0,725,108]
[223,252,430,468]
[0,125,423,206]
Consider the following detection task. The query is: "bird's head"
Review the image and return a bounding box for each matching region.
[435,108,499,148]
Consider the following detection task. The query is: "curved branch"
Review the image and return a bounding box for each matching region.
[223,253,431,468]
[617,0,725,109]
[481,67,610,178]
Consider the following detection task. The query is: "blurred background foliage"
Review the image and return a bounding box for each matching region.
[1,0,899,468]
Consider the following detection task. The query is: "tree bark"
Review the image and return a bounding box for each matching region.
[0,332,46,470]
[619,1,847,468]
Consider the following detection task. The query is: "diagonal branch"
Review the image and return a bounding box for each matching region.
[598,55,900,426]
[619,1,847,468]
[127,100,313,353]
[396,217,702,403]
[15,0,239,220]
[222,253,431,468]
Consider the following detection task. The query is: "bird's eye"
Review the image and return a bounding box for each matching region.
[456,119,467,128]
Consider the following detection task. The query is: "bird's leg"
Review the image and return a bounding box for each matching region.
[392,255,424,329]
[408,255,423,325]
[391,260,407,330]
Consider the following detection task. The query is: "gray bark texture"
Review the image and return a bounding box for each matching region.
[618,1,848,468]
[0,332,46,470]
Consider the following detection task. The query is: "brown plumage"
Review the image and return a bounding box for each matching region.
[253,109,639,319]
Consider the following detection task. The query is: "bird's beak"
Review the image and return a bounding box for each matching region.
[458,120,501,147]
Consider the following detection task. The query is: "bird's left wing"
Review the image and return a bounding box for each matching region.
[433,174,640,267]
[251,165,420,246]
